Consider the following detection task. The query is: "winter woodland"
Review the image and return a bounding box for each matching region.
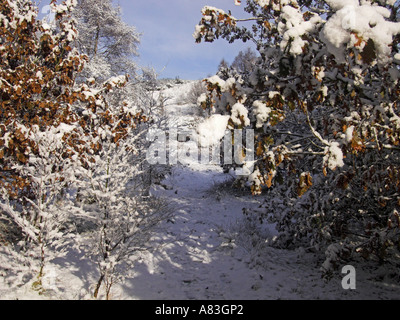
[0,0,399,300]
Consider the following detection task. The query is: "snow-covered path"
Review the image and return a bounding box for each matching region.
[118,81,400,300]
[121,165,273,300]
[2,163,398,299]
[117,164,399,300]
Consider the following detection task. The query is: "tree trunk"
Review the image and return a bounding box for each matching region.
[93,274,104,299]
[93,24,100,56]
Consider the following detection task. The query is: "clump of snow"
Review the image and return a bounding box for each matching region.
[202,6,227,16]
[312,66,325,82]
[253,100,272,128]
[278,4,322,55]
[324,0,359,11]
[248,167,262,186]
[230,103,250,127]
[207,75,226,89]
[345,125,355,143]
[193,6,238,41]
[197,93,208,106]
[321,85,328,97]
[192,24,204,40]
[268,91,281,99]
[52,0,77,14]
[105,75,126,87]
[323,141,345,170]
[256,0,298,11]
[197,114,230,147]
[320,2,400,64]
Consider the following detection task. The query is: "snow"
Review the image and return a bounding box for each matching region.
[345,125,355,143]
[253,100,271,128]
[1,81,399,300]
[278,5,322,55]
[321,2,400,64]
[153,80,203,129]
[207,75,226,89]
[256,0,298,11]
[3,164,399,300]
[192,24,204,40]
[202,6,227,16]
[105,75,126,87]
[325,0,359,11]
[197,114,230,147]
[230,103,250,127]
[323,141,345,170]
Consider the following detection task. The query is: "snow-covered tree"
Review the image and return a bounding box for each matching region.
[71,75,171,299]
[0,0,86,195]
[73,0,141,80]
[0,124,83,293]
[73,1,170,198]
[231,47,258,75]
[218,58,230,71]
[0,0,97,291]
[194,0,400,270]
[0,0,165,297]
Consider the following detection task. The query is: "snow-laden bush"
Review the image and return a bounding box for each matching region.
[194,0,400,272]
[73,81,173,298]
[0,0,92,291]
[0,0,171,298]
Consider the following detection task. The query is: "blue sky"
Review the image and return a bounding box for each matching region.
[39,0,255,80]
[117,0,254,79]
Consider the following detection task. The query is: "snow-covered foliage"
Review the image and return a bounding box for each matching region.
[73,85,171,299]
[0,0,90,293]
[194,0,400,271]
[0,0,169,299]
[0,124,82,293]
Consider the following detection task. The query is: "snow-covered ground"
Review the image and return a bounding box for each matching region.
[1,81,399,300]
